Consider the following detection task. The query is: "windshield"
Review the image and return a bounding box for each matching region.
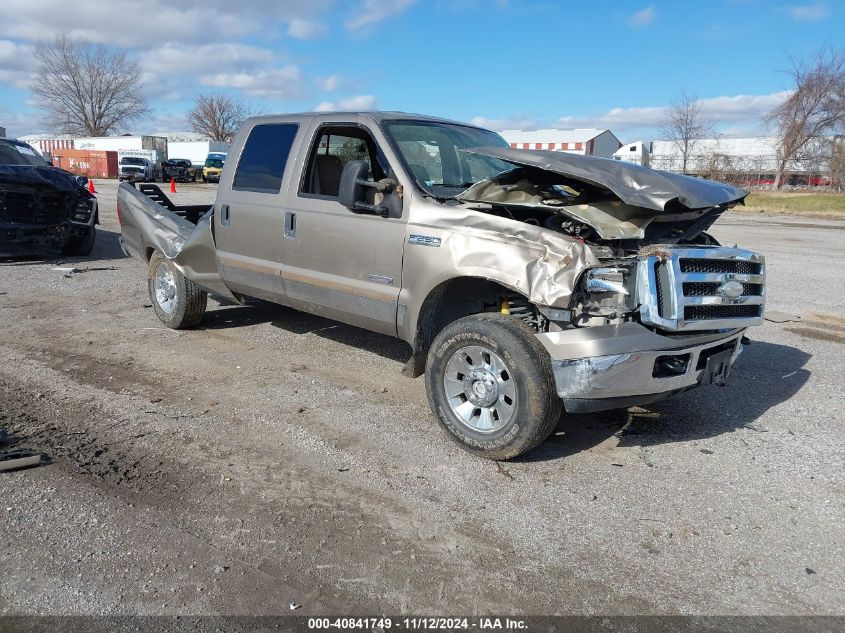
[383,120,514,197]
[0,141,49,167]
[204,158,224,168]
[121,157,145,165]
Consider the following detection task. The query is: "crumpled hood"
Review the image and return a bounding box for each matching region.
[0,165,82,193]
[460,147,747,211]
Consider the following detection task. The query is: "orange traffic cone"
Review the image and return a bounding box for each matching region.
[88,179,97,194]
[170,178,177,193]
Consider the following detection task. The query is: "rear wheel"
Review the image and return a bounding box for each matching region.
[425,313,562,460]
[147,250,207,328]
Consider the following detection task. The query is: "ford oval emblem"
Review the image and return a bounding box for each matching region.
[719,280,745,299]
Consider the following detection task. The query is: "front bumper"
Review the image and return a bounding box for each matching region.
[0,222,92,257]
[536,323,745,413]
[203,171,220,182]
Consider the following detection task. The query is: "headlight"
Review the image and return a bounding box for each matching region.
[585,267,629,295]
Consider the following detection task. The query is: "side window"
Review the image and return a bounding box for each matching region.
[301,126,385,197]
[233,123,298,193]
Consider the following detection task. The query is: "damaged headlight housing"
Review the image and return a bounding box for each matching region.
[71,197,95,224]
[585,267,629,296]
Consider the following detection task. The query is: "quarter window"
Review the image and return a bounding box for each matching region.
[233,123,298,193]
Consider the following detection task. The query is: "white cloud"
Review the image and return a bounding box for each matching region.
[201,65,304,99]
[0,39,35,89]
[628,6,655,27]
[470,115,539,131]
[472,91,790,141]
[145,43,274,77]
[0,1,253,48]
[555,91,790,131]
[345,0,416,32]
[781,3,829,20]
[0,0,336,47]
[320,75,340,91]
[288,18,329,39]
[0,108,44,138]
[140,111,190,136]
[315,95,377,111]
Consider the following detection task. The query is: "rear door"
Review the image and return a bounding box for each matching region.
[213,120,304,301]
[276,116,408,336]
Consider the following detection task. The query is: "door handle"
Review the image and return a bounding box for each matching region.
[220,204,230,227]
[284,211,296,238]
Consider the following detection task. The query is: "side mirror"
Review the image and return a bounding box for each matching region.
[75,175,89,187]
[338,160,394,217]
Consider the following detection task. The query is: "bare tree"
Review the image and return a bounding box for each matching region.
[766,47,845,189]
[188,94,252,142]
[830,136,845,191]
[31,35,148,136]
[659,91,716,174]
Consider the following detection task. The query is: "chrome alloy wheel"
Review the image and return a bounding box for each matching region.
[443,345,517,433]
[154,262,178,314]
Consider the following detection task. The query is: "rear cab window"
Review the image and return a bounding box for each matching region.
[233,123,299,193]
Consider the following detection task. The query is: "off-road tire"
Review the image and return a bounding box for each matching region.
[425,313,562,460]
[147,250,207,329]
[62,227,96,256]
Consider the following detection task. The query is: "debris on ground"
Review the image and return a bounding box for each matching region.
[495,462,514,480]
[52,266,118,278]
[0,450,42,472]
[764,311,802,323]
[289,602,301,610]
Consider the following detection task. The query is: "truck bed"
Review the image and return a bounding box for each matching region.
[118,181,237,302]
[136,183,210,224]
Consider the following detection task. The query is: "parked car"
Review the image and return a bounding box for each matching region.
[161,159,197,183]
[119,156,157,182]
[118,112,765,460]
[202,153,227,183]
[1,138,98,257]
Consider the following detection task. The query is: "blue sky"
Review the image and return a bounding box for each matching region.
[0,0,840,141]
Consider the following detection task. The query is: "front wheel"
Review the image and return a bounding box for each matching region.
[147,250,207,328]
[425,313,562,460]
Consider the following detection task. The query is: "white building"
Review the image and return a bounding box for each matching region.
[74,135,168,156]
[500,128,622,158]
[613,141,651,166]
[649,136,833,176]
[17,133,76,156]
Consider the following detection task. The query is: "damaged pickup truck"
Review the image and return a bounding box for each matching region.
[118,112,765,460]
[1,138,98,257]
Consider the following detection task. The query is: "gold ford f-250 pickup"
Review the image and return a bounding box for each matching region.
[117,112,765,460]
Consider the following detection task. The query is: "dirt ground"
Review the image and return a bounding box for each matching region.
[1,180,843,616]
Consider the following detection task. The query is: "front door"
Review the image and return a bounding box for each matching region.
[277,119,407,336]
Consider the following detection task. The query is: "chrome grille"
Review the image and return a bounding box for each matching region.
[679,259,762,275]
[638,247,766,331]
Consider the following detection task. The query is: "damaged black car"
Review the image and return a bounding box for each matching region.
[0,138,98,257]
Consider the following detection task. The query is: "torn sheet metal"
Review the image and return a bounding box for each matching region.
[459,147,748,212]
[118,183,237,301]
[401,192,601,336]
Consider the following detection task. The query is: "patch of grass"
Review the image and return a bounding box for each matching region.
[738,191,845,218]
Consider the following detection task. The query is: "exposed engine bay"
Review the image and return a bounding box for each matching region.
[450,148,752,334]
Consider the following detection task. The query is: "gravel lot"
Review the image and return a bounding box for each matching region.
[1,180,843,616]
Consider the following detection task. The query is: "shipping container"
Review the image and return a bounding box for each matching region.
[51,148,119,179]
